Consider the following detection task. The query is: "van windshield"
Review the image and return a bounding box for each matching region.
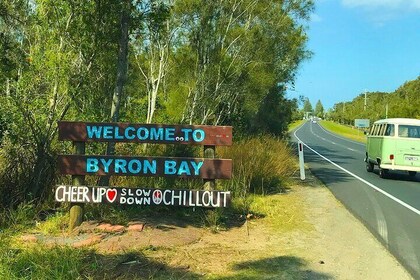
[398,125,420,138]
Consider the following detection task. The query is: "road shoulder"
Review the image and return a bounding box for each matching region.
[298,171,411,279]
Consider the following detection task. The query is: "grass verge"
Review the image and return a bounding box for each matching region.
[288,120,305,132]
[0,183,314,280]
[320,120,367,143]
[0,134,310,279]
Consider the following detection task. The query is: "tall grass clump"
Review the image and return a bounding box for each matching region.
[218,135,296,198]
[0,245,96,279]
[0,202,37,230]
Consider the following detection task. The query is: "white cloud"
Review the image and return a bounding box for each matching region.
[311,13,323,22]
[341,0,420,25]
[342,0,420,10]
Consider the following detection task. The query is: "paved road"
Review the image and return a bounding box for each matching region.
[292,121,420,279]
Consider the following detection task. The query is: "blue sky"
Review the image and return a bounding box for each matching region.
[289,0,420,110]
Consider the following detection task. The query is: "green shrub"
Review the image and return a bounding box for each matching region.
[36,212,69,235]
[218,135,296,197]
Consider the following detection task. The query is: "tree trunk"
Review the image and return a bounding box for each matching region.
[101,0,130,186]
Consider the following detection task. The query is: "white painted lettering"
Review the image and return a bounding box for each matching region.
[55,185,65,202]
[163,190,172,205]
[127,197,134,205]
[195,191,202,207]
[172,191,182,206]
[71,186,78,202]
[202,191,210,207]
[188,190,195,206]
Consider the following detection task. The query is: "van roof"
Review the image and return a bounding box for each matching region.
[374,118,420,125]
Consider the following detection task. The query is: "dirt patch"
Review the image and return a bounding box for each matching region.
[19,173,412,279]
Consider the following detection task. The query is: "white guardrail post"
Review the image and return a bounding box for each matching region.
[298,141,305,180]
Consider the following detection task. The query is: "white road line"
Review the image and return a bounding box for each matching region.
[317,122,365,146]
[310,122,363,154]
[294,124,420,216]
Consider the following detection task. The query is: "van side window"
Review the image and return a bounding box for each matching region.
[376,124,384,136]
[372,125,379,136]
[399,125,420,138]
[384,124,394,136]
[370,125,375,135]
[379,124,387,136]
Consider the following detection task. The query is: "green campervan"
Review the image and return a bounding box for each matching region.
[365,118,420,178]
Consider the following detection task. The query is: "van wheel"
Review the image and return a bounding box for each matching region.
[408,171,417,177]
[379,168,388,179]
[366,161,374,172]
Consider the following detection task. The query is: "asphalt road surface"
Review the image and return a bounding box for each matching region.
[292,121,420,279]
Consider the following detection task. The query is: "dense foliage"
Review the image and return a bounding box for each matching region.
[329,76,420,124]
[0,0,314,207]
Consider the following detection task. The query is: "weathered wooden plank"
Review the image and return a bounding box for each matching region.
[58,121,232,146]
[58,155,232,179]
[55,185,231,208]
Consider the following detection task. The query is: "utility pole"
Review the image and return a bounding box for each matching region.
[364,90,367,111]
[386,103,388,119]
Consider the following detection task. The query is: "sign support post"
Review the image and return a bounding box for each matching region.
[203,145,216,191]
[298,141,305,181]
[69,141,85,230]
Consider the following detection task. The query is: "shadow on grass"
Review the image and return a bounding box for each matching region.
[0,244,202,280]
[217,256,333,280]
[90,251,201,280]
[2,245,334,280]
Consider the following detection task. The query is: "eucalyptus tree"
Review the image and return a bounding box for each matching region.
[165,0,313,129]
[0,0,124,202]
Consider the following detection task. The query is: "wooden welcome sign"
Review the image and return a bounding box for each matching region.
[58,155,232,179]
[56,121,233,212]
[58,121,232,146]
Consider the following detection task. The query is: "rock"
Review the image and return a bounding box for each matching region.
[108,225,125,233]
[96,223,112,232]
[127,223,145,232]
[73,234,105,248]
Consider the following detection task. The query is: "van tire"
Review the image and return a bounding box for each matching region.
[366,161,374,172]
[379,167,388,179]
[408,171,417,177]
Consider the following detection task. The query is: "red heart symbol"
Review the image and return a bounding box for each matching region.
[106,189,117,203]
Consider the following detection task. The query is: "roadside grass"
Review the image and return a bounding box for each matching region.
[0,135,315,279]
[288,120,305,132]
[320,120,367,143]
[0,183,314,279]
[248,191,312,232]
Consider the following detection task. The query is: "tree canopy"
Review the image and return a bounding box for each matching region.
[303,97,313,114]
[328,76,420,124]
[314,100,324,118]
[0,0,314,206]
